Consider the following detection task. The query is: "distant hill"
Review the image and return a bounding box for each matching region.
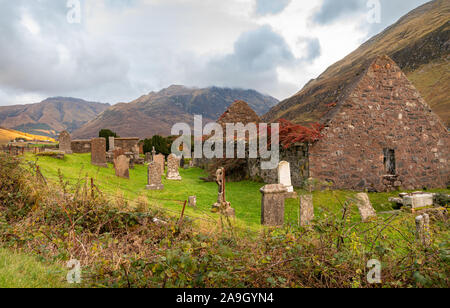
[264,0,450,127]
[0,97,110,138]
[0,127,55,144]
[73,86,278,139]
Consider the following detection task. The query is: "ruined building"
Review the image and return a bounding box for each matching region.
[198,56,449,192]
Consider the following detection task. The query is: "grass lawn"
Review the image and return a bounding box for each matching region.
[0,248,71,288]
[26,153,450,231]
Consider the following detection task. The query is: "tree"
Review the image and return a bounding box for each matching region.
[99,129,118,151]
[143,135,171,156]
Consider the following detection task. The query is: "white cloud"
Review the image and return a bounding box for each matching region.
[0,0,430,106]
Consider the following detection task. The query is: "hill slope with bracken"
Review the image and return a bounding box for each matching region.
[72,85,278,139]
[264,0,450,126]
[0,127,55,144]
[0,97,110,138]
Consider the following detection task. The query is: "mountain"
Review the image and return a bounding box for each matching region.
[72,86,278,139]
[0,97,110,138]
[264,0,450,127]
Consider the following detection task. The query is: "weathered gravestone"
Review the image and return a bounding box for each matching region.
[212,168,235,216]
[58,131,73,154]
[166,154,182,180]
[355,193,377,222]
[154,154,165,175]
[114,155,130,179]
[300,195,314,226]
[278,161,295,198]
[145,152,152,163]
[260,184,287,226]
[91,138,108,168]
[146,162,164,190]
[189,196,197,208]
[109,137,115,151]
[415,213,431,246]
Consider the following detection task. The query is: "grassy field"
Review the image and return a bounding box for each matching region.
[0,248,71,288]
[27,153,449,231]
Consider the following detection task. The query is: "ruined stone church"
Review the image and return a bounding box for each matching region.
[203,55,449,192]
[306,55,448,192]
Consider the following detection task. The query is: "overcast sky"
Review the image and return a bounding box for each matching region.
[0,0,429,106]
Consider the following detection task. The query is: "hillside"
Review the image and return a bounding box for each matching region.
[0,97,110,138]
[0,127,55,144]
[73,86,278,139]
[264,0,450,126]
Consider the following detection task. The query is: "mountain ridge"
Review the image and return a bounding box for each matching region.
[72,86,279,139]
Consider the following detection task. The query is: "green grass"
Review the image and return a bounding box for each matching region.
[26,153,449,231]
[0,248,71,288]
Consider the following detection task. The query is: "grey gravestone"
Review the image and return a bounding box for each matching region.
[114,155,130,179]
[145,152,152,163]
[260,184,287,226]
[166,154,182,180]
[91,138,108,168]
[355,193,377,222]
[109,137,115,151]
[416,214,431,246]
[146,162,164,190]
[300,195,314,226]
[189,196,197,208]
[58,131,72,154]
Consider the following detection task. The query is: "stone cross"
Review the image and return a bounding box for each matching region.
[91,138,108,168]
[146,162,164,190]
[278,161,294,193]
[58,131,73,154]
[300,195,314,226]
[152,146,156,160]
[354,193,377,222]
[260,184,287,226]
[212,168,235,216]
[166,154,182,180]
[114,155,130,179]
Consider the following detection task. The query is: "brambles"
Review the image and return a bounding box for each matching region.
[278,119,324,149]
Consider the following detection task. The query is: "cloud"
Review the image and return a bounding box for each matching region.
[313,0,429,35]
[255,0,291,16]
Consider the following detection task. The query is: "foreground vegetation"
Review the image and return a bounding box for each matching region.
[0,153,449,288]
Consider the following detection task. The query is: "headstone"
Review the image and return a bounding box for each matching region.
[415,214,431,246]
[355,193,377,222]
[109,136,115,151]
[91,138,108,168]
[114,155,130,179]
[188,196,197,208]
[212,168,235,216]
[260,184,287,226]
[166,154,182,180]
[278,161,294,193]
[154,154,165,175]
[403,194,434,210]
[58,131,73,154]
[152,147,156,160]
[145,152,152,163]
[189,160,194,168]
[146,162,164,190]
[300,195,314,226]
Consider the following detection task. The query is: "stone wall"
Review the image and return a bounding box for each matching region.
[71,140,91,153]
[194,143,309,187]
[114,138,140,153]
[309,56,449,192]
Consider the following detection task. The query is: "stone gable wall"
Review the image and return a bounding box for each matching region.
[309,56,449,191]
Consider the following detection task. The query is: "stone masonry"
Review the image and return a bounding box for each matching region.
[309,56,449,192]
[58,131,72,154]
[91,138,108,168]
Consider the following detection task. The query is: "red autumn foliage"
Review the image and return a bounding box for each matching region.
[278,119,324,149]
